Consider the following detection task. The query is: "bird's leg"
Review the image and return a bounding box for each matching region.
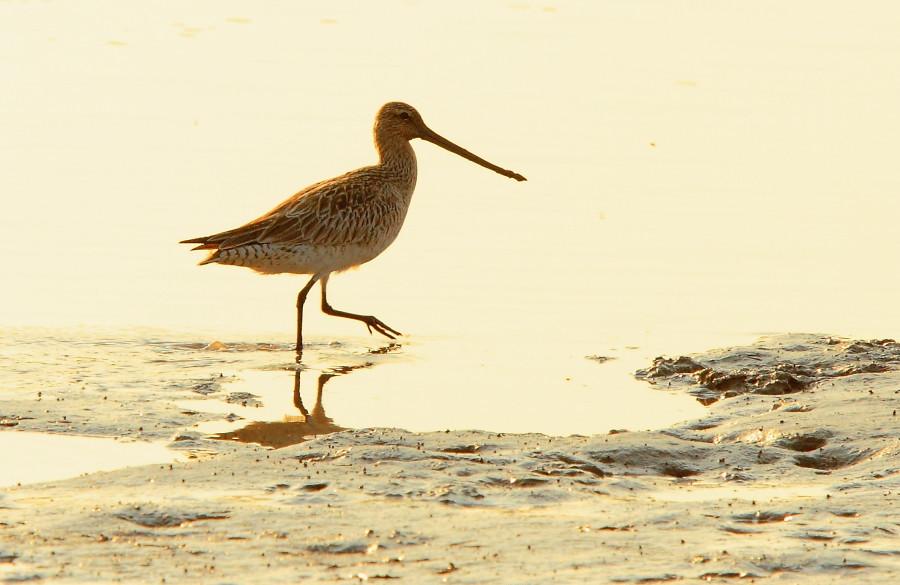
[319,274,401,339]
[295,274,321,354]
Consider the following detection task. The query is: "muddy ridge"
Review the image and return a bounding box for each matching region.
[637,335,900,404]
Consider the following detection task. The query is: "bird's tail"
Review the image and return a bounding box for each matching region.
[179,236,220,265]
[179,236,218,251]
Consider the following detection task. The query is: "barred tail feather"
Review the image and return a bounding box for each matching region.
[198,250,221,266]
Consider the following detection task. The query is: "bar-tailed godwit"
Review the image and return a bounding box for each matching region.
[181,102,526,353]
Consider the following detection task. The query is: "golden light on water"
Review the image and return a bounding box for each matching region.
[2,2,900,435]
[6,7,900,582]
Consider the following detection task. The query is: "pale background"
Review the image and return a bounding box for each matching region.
[2,1,899,433]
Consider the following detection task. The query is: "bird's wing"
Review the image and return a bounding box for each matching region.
[182,169,398,250]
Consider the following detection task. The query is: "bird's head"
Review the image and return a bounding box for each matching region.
[374,101,527,182]
[375,102,428,141]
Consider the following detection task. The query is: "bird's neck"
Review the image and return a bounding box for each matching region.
[375,132,417,184]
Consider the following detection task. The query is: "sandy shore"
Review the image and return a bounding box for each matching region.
[2,334,900,582]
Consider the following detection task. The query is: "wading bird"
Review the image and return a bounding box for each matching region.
[181,102,526,353]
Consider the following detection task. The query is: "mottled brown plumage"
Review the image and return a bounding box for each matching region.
[181,102,526,353]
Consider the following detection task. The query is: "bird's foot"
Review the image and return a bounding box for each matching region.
[361,316,401,340]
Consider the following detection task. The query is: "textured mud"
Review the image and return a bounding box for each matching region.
[0,329,396,456]
[3,334,900,582]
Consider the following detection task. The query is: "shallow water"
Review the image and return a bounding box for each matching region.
[0,432,179,488]
[0,327,711,461]
[3,1,900,339]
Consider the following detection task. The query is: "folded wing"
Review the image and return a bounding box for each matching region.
[181,169,397,252]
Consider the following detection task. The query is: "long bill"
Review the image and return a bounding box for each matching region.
[419,127,527,182]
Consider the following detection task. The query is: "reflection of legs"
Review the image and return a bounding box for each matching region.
[319,273,401,339]
[292,369,309,417]
[295,274,321,353]
[313,373,334,421]
[292,369,335,422]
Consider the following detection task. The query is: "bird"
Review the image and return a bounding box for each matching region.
[181,102,526,354]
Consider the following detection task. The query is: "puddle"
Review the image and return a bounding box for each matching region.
[0,327,730,456]
[183,368,350,449]
[172,336,712,450]
[0,432,181,488]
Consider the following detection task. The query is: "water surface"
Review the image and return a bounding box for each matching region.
[0,431,179,488]
[2,2,899,449]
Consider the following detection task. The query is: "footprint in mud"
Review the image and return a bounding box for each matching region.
[791,530,836,541]
[114,506,230,528]
[584,442,707,478]
[528,453,610,479]
[699,571,763,580]
[794,447,873,470]
[776,430,832,452]
[481,476,550,488]
[732,510,800,524]
[0,552,17,564]
[305,540,375,555]
[441,444,485,454]
[659,464,701,478]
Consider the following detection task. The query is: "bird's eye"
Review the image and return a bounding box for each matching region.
[398,112,411,120]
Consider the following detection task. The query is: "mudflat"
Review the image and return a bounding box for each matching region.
[2,334,899,582]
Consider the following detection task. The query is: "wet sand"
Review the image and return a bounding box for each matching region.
[3,333,900,582]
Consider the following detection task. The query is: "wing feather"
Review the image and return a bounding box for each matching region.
[180,168,398,251]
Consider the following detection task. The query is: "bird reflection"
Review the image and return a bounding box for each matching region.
[214,343,400,449]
